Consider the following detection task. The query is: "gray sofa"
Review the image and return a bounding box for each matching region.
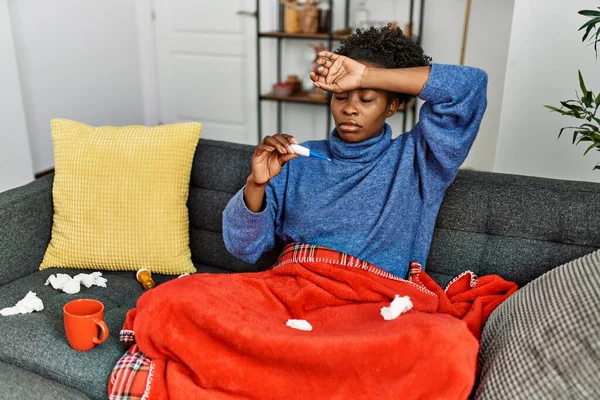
[0,138,599,400]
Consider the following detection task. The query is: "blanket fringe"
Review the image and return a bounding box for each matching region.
[444,270,478,292]
[274,244,437,297]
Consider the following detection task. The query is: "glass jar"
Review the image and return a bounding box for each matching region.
[299,0,319,34]
[317,1,331,33]
[284,3,301,33]
[352,0,370,30]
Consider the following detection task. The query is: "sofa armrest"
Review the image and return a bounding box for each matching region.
[0,175,54,286]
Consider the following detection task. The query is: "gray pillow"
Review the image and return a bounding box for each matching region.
[475,249,600,399]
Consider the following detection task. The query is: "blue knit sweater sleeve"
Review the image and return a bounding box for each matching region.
[415,63,488,186]
[222,174,284,263]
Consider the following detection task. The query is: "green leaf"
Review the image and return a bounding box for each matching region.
[584,92,594,107]
[546,104,573,116]
[575,128,592,134]
[583,143,597,156]
[558,126,581,139]
[575,136,592,146]
[582,23,595,42]
[594,163,600,171]
[579,10,600,17]
[578,16,600,32]
[581,123,600,132]
[590,131,600,141]
[562,111,575,116]
[544,105,563,112]
[560,101,584,112]
[579,70,588,96]
[571,129,593,144]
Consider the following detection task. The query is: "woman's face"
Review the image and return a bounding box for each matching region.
[330,61,400,143]
[330,88,399,143]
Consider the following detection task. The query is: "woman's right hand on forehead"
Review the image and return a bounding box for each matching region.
[310,51,367,93]
[249,134,299,186]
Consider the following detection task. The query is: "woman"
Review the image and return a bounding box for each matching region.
[223,25,488,279]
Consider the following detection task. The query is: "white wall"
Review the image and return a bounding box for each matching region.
[461,0,514,171]
[8,0,145,173]
[494,0,600,182]
[0,0,34,192]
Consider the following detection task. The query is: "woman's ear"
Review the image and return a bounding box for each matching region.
[386,97,400,118]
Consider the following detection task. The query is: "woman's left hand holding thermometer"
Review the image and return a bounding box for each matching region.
[245,134,298,212]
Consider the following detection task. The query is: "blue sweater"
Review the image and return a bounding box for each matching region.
[223,64,487,278]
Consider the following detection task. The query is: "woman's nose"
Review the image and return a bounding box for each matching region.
[343,102,358,116]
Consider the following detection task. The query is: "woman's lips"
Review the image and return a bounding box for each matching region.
[338,122,362,133]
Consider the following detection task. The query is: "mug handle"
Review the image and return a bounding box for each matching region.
[92,320,109,344]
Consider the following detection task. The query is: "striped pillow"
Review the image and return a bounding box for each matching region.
[475,249,600,399]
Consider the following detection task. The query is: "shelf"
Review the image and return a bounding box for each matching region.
[261,91,330,105]
[259,31,350,40]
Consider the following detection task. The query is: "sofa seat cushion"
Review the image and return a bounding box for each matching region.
[0,360,89,400]
[0,265,226,399]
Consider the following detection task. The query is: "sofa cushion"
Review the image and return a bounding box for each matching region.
[428,170,600,287]
[0,360,89,399]
[475,249,600,399]
[0,266,221,400]
[187,140,282,273]
[40,118,201,275]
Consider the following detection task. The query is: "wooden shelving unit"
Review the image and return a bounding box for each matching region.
[255,0,426,142]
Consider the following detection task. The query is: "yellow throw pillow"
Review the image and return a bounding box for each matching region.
[40,118,201,275]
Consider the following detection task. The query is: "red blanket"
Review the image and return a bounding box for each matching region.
[121,244,517,400]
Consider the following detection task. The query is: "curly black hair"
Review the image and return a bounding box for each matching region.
[335,25,431,104]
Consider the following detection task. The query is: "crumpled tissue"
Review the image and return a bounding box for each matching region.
[0,291,44,316]
[286,319,313,331]
[380,295,413,321]
[45,271,107,294]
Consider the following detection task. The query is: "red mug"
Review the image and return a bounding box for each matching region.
[63,299,109,351]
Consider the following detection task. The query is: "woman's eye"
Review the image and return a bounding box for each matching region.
[361,98,373,103]
[335,96,347,101]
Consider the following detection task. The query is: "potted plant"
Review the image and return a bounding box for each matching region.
[545,7,600,171]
